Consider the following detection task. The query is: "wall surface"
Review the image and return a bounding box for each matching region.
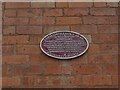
[2,2,118,88]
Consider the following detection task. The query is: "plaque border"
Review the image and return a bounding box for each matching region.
[40,31,89,59]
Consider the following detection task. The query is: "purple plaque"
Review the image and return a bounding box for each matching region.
[40,31,89,59]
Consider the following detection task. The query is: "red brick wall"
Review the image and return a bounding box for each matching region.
[2,2,118,88]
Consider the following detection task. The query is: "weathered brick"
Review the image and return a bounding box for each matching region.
[87,44,100,54]
[64,8,89,16]
[2,65,14,76]
[44,64,62,75]
[31,2,55,8]
[83,16,109,24]
[56,2,68,7]
[66,76,82,86]
[5,2,30,8]
[71,25,97,34]
[4,17,29,25]
[99,44,118,53]
[44,9,63,16]
[13,66,23,76]
[96,16,110,24]
[30,17,55,25]
[112,75,118,86]
[23,65,43,75]
[4,9,16,17]
[2,46,14,55]
[17,9,42,17]
[107,2,118,7]
[16,26,42,35]
[22,76,40,87]
[29,35,43,45]
[97,25,118,33]
[16,45,41,54]
[3,77,21,87]
[30,53,61,65]
[92,34,118,43]
[56,17,82,25]
[3,55,29,64]
[69,2,93,7]
[46,76,63,87]
[3,35,29,45]
[74,65,102,75]
[3,26,15,35]
[83,75,112,86]
[109,16,118,24]
[83,16,96,24]
[103,65,118,75]
[88,54,118,64]
[94,2,106,7]
[43,26,70,34]
[90,8,116,15]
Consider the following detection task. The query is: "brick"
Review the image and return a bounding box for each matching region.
[88,54,118,64]
[23,65,43,75]
[83,16,109,24]
[99,44,118,53]
[56,17,82,25]
[3,26,15,35]
[69,2,93,7]
[16,45,41,54]
[61,64,73,75]
[13,66,23,76]
[2,46,14,55]
[66,54,87,64]
[107,2,118,7]
[90,8,116,15]
[45,76,63,87]
[3,35,29,45]
[92,34,118,43]
[94,2,106,7]
[44,9,63,16]
[103,65,118,75]
[97,25,118,33]
[17,9,42,17]
[83,75,112,86]
[30,17,55,25]
[5,2,30,8]
[56,2,68,7]
[22,76,40,87]
[29,35,43,45]
[109,16,118,24]
[3,77,21,87]
[64,8,89,16]
[87,44,100,54]
[43,26,70,34]
[4,9,16,17]
[3,55,29,64]
[66,76,82,86]
[2,65,14,76]
[30,53,61,65]
[17,9,31,17]
[83,16,96,24]
[31,2,55,8]
[16,26,42,35]
[112,75,118,85]
[74,65,102,75]
[71,25,97,34]
[4,17,29,25]
[95,16,110,24]
[44,64,62,75]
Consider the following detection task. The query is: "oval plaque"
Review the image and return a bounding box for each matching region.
[40,31,89,59]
